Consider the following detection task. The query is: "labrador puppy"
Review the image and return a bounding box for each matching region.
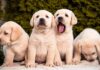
[73,28,100,64]
[0,21,29,66]
[26,10,62,67]
[54,9,77,64]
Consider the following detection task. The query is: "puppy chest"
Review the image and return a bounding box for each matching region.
[58,46,67,56]
[36,46,47,62]
[57,42,67,55]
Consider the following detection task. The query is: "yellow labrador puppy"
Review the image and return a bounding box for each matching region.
[54,9,77,64]
[73,28,100,64]
[0,21,29,66]
[26,10,62,67]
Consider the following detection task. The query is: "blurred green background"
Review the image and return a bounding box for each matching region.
[0,0,100,65]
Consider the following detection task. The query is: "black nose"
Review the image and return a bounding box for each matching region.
[39,18,45,25]
[89,59,94,62]
[58,17,63,21]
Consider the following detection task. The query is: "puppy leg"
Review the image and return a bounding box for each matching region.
[46,45,55,67]
[73,44,81,64]
[54,48,62,66]
[20,50,28,65]
[66,44,73,64]
[2,49,14,67]
[26,45,36,67]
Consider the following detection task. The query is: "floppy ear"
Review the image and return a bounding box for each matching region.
[95,40,100,64]
[30,14,34,27]
[51,16,56,28]
[70,12,77,25]
[74,40,82,59]
[11,27,22,41]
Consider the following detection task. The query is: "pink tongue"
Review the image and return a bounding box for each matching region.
[58,25,64,33]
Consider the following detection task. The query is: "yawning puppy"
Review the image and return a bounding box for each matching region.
[73,28,100,64]
[0,21,29,66]
[26,10,62,67]
[54,9,77,64]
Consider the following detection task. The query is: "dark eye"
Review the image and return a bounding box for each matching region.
[85,53,88,56]
[36,15,39,18]
[56,14,59,16]
[92,52,95,55]
[4,32,8,35]
[65,14,68,17]
[46,15,49,18]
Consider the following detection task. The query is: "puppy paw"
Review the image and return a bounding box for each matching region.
[54,60,62,66]
[1,63,13,67]
[46,62,54,67]
[66,61,73,65]
[25,62,36,68]
[73,58,80,65]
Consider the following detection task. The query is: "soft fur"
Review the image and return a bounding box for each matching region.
[54,9,77,64]
[73,28,100,64]
[0,21,29,66]
[26,10,62,67]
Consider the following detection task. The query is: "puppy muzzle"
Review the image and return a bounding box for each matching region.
[57,17,66,33]
[39,18,46,26]
[88,59,95,62]
[58,17,63,22]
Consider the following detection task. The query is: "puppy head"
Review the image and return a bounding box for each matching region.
[81,40,97,62]
[30,10,55,30]
[0,21,22,45]
[54,9,77,33]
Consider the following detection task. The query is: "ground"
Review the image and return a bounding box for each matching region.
[0,60,100,70]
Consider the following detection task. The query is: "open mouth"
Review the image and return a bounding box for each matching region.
[57,22,66,33]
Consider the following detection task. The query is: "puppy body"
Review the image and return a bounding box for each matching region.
[29,28,56,63]
[54,9,77,64]
[0,21,29,66]
[26,10,62,67]
[73,28,100,64]
[56,27,74,65]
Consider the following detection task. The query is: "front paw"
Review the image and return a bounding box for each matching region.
[66,61,73,65]
[73,58,80,65]
[1,63,13,67]
[54,60,62,66]
[25,62,36,67]
[46,62,54,67]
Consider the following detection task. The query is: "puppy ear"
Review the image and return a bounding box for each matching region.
[95,40,100,64]
[30,14,34,27]
[11,27,22,41]
[70,12,77,25]
[74,40,82,58]
[51,16,56,28]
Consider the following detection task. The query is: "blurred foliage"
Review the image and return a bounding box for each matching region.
[1,0,100,35]
[0,0,100,64]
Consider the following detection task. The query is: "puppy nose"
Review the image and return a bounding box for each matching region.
[58,17,63,21]
[40,18,45,23]
[89,59,94,62]
[39,18,45,25]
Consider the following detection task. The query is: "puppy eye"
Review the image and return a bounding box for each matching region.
[36,15,39,18]
[4,32,8,35]
[56,14,59,16]
[92,52,95,55]
[65,14,68,17]
[46,15,49,18]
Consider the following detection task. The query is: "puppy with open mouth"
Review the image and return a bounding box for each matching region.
[54,9,77,64]
[26,10,62,67]
[73,28,100,64]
